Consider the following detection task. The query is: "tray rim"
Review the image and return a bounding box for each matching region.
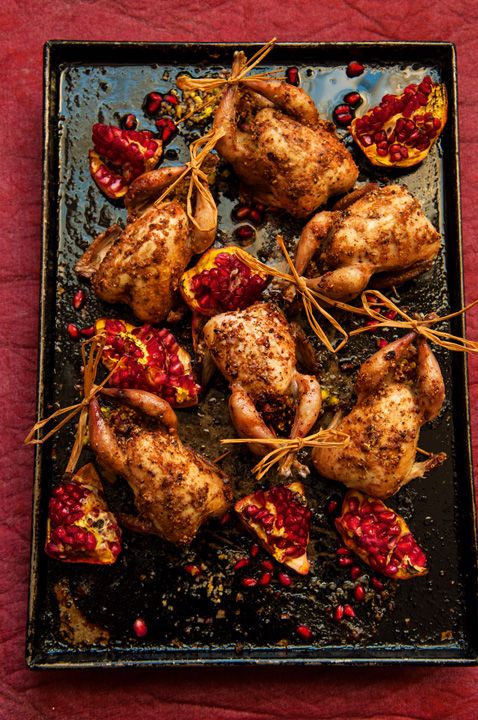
[26,39,478,669]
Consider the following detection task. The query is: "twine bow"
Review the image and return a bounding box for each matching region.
[351,290,478,353]
[176,38,281,94]
[221,428,350,480]
[153,126,225,233]
[236,236,354,353]
[25,335,119,474]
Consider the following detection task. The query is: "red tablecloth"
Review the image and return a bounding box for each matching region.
[1,1,477,718]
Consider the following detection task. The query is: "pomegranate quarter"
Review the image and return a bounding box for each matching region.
[351,75,447,168]
[335,490,428,580]
[45,464,122,565]
[89,123,162,199]
[235,482,312,575]
[180,246,268,316]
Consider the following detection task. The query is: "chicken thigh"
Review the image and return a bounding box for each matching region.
[203,302,322,476]
[89,387,232,545]
[295,183,441,300]
[213,52,358,217]
[76,164,217,323]
[312,333,446,498]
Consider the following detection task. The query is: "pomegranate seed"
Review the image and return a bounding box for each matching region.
[241,577,258,588]
[286,66,299,86]
[133,618,148,637]
[344,604,355,618]
[334,105,353,126]
[350,565,361,580]
[143,91,163,115]
[80,325,96,338]
[360,134,373,147]
[334,605,344,622]
[261,559,274,572]
[72,289,85,310]
[344,91,362,108]
[161,126,175,143]
[346,61,364,77]
[259,571,272,586]
[219,512,231,525]
[234,225,255,242]
[338,556,354,567]
[234,205,251,221]
[296,624,313,640]
[184,564,201,576]
[250,543,260,558]
[67,323,80,340]
[377,338,388,349]
[354,584,365,601]
[233,558,250,571]
[371,576,384,591]
[249,208,262,225]
[326,498,339,515]
[164,93,178,105]
[278,572,292,587]
[336,547,351,556]
[120,113,138,131]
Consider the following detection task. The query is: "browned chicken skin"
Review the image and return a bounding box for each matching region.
[88,388,231,545]
[213,53,358,218]
[295,183,441,300]
[76,164,216,323]
[203,302,322,476]
[312,333,446,498]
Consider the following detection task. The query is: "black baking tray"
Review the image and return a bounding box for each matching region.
[27,41,478,668]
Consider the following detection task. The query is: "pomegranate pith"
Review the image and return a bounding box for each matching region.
[235,482,311,575]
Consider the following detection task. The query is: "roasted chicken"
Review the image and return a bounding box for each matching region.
[89,387,231,545]
[213,52,358,217]
[76,164,217,323]
[312,333,446,497]
[203,302,322,476]
[295,183,441,300]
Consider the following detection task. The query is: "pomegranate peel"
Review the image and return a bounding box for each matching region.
[45,463,121,564]
[235,482,311,575]
[89,124,162,199]
[180,246,268,317]
[351,77,447,168]
[96,318,199,408]
[89,149,129,200]
[335,490,428,580]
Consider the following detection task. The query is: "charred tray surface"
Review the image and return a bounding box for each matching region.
[27,42,478,667]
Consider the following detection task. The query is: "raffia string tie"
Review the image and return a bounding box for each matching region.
[220,428,349,480]
[176,38,281,94]
[236,235,352,353]
[351,290,478,353]
[153,126,225,233]
[24,335,120,474]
